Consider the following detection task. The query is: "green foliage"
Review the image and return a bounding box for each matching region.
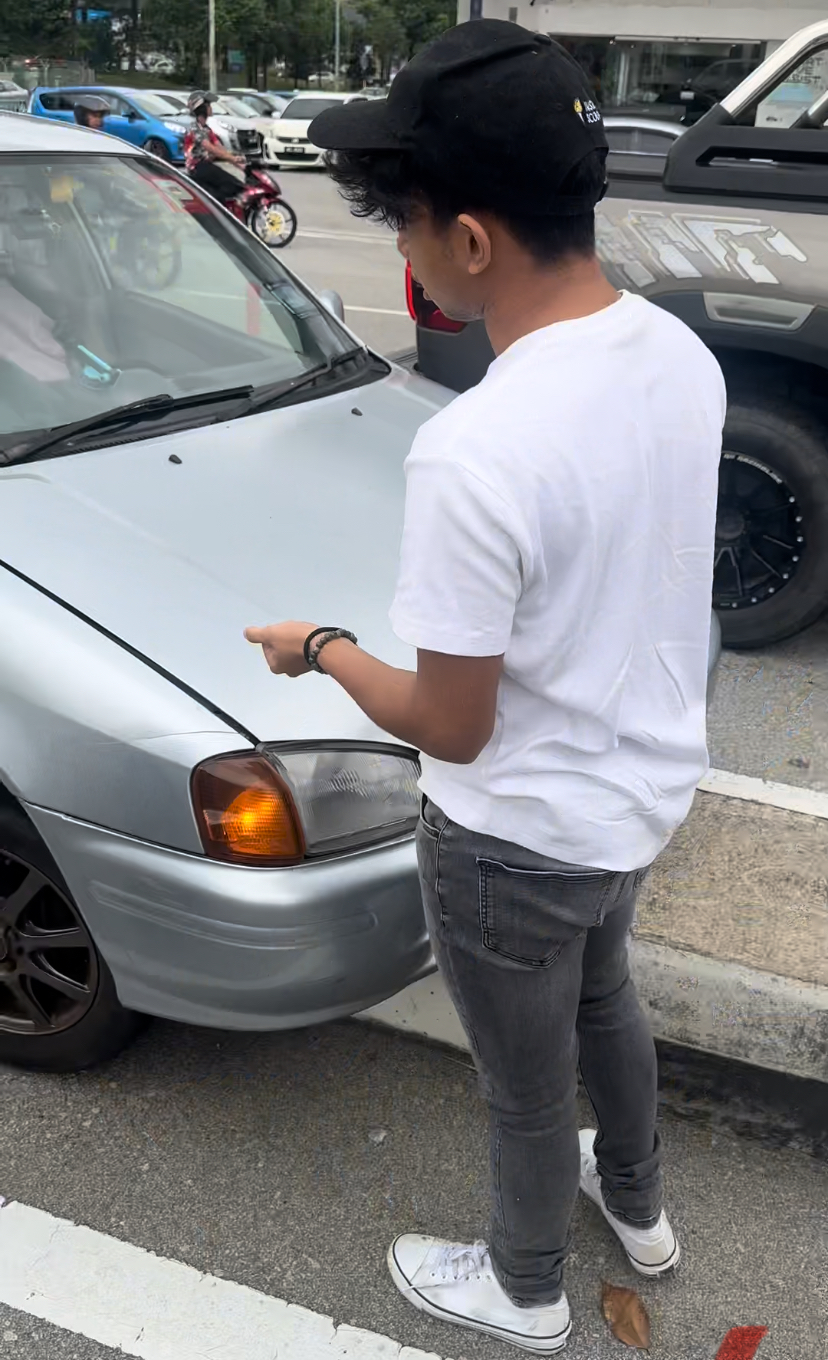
[1,0,456,83]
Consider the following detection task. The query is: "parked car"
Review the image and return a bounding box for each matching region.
[0,79,29,114]
[149,90,263,160]
[408,19,828,649]
[227,89,288,116]
[0,109,446,1073]
[28,86,188,161]
[602,116,683,154]
[264,92,368,168]
[0,112,724,1076]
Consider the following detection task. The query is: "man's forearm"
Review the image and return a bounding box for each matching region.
[314,639,486,763]
[313,639,423,747]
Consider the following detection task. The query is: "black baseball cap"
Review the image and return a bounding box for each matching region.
[310,20,607,215]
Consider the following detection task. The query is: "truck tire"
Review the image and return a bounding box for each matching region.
[714,396,828,649]
[0,791,146,1072]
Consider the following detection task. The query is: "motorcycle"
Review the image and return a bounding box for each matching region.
[221,162,298,248]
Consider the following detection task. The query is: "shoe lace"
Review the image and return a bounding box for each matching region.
[431,1241,491,1283]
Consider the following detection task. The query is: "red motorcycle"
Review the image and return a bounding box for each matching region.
[222,163,297,248]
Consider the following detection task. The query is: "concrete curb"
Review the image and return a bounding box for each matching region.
[360,938,828,1086]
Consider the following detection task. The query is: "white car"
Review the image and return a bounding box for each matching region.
[227,90,288,117]
[264,93,369,169]
[149,92,263,159]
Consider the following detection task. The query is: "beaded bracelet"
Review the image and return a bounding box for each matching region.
[303,627,358,673]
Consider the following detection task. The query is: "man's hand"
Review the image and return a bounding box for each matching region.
[244,621,317,677]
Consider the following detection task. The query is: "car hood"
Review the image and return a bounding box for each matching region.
[0,368,451,744]
[272,118,314,138]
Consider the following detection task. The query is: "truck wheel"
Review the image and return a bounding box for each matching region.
[0,792,146,1072]
[714,397,828,648]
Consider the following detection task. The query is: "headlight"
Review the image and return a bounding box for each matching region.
[163,121,184,135]
[191,744,420,865]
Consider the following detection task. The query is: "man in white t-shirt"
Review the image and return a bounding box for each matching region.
[246,19,725,1354]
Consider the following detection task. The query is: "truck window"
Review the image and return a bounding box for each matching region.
[753,47,828,128]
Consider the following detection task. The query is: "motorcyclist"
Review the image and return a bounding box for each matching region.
[184,91,246,205]
[73,94,111,132]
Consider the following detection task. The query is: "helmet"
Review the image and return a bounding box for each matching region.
[187,90,217,116]
[73,93,111,127]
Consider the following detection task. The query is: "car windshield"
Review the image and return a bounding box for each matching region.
[131,92,186,118]
[241,95,275,115]
[152,92,187,111]
[281,98,343,120]
[0,153,358,446]
[221,96,259,118]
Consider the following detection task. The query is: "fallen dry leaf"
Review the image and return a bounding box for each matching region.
[601,1281,651,1349]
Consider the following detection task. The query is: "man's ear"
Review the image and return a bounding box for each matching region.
[456,212,492,276]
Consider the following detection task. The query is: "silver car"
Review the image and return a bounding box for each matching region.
[0,112,447,1072]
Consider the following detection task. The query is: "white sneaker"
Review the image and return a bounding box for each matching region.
[387,1234,571,1353]
[578,1129,680,1276]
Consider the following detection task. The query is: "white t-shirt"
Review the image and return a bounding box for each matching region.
[390,291,726,871]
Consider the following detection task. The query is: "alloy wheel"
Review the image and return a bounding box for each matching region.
[714,450,805,612]
[0,849,98,1036]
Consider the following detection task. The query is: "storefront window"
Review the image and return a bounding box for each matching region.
[556,37,765,123]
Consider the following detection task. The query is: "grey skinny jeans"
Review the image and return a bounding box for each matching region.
[417,797,663,1308]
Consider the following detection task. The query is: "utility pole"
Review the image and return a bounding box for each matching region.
[208,0,217,92]
[334,0,341,90]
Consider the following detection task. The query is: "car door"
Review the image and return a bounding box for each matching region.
[39,90,78,125]
[103,95,143,146]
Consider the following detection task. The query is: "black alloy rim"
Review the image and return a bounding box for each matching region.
[714,450,805,612]
[0,849,98,1036]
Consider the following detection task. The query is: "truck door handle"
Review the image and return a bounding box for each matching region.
[703,292,814,330]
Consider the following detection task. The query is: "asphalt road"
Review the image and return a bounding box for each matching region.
[2,1019,827,1360]
[279,167,413,359]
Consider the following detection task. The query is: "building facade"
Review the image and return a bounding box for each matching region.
[457,0,827,120]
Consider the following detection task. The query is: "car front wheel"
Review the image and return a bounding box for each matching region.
[0,791,145,1071]
[714,396,828,648]
[145,137,171,160]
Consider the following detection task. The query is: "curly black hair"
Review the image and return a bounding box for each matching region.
[325,147,606,265]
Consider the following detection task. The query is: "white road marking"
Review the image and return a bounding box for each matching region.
[298,228,397,245]
[0,1200,439,1360]
[700,767,828,820]
[346,305,410,317]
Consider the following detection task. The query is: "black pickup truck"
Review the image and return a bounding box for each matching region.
[406,20,828,649]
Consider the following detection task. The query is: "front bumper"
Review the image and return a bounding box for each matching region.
[27,804,434,1032]
[264,141,325,168]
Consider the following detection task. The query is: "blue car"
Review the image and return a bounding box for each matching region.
[28,86,188,162]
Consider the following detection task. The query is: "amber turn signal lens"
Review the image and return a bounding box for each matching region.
[191,754,305,865]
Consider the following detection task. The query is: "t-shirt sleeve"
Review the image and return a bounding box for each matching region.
[389,441,523,657]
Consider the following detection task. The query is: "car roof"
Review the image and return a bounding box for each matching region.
[32,84,153,103]
[0,108,126,153]
[284,91,351,101]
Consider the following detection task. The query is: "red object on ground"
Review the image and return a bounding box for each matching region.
[715,1327,769,1360]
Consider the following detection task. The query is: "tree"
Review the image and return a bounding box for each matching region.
[355,0,404,83]
[392,0,453,61]
[0,0,75,59]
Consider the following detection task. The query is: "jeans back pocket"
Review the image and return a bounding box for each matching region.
[478,858,618,968]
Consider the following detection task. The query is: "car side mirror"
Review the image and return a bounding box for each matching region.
[127,109,143,121]
[318,289,345,322]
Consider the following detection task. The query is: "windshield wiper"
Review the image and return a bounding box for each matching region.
[0,386,254,467]
[243,347,371,414]
[0,349,374,467]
